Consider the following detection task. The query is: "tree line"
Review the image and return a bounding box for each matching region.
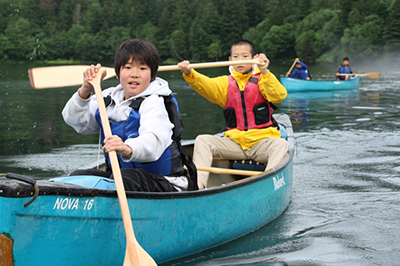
[0,0,399,64]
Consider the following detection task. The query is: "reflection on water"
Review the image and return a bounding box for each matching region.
[0,63,399,265]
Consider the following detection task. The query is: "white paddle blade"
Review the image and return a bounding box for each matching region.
[29,65,116,89]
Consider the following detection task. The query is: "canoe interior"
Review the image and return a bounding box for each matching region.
[0,113,294,265]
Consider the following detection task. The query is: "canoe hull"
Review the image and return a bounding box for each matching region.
[1,164,292,265]
[0,113,294,265]
[281,76,360,92]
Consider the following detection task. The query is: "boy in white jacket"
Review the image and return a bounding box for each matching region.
[62,39,197,192]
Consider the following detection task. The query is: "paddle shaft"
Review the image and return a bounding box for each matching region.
[159,59,261,71]
[89,70,156,266]
[286,58,298,76]
[29,59,264,89]
[196,166,262,176]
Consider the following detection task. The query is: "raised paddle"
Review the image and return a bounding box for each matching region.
[29,59,264,89]
[285,58,298,77]
[88,69,157,266]
[338,72,380,79]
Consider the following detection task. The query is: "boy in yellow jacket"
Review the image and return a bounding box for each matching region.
[178,40,289,188]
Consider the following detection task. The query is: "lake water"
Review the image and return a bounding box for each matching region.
[0,62,399,265]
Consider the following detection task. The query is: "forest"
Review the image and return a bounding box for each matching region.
[0,0,399,64]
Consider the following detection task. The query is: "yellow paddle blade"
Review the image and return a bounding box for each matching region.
[364,72,381,79]
[29,65,116,89]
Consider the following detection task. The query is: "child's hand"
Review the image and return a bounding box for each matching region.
[254,53,270,75]
[103,135,133,159]
[78,63,107,99]
[178,60,192,75]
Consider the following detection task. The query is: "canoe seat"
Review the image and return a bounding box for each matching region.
[213,158,266,172]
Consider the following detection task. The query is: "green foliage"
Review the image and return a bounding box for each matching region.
[385,0,400,52]
[260,23,296,60]
[0,0,397,63]
[341,15,385,58]
[295,30,318,63]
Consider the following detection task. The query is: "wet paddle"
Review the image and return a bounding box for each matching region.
[89,69,157,266]
[338,72,380,79]
[29,59,263,89]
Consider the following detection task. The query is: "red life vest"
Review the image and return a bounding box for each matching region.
[223,74,277,131]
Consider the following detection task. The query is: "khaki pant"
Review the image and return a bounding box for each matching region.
[193,135,289,187]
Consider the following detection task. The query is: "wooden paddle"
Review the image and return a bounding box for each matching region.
[89,69,157,266]
[196,166,262,176]
[285,58,298,77]
[29,59,263,89]
[338,72,380,78]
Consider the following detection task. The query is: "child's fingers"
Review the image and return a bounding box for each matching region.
[178,60,191,74]
[84,63,102,81]
[103,135,124,153]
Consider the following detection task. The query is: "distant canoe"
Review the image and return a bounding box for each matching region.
[0,114,294,265]
[281,76,360,92]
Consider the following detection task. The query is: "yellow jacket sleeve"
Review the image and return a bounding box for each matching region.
[183,70,229,108]
[258,72,287,103]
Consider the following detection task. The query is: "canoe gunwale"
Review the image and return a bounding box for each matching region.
[0,149,293,200]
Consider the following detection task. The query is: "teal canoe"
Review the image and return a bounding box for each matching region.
[0,113,294,266]
[280,76,360,92]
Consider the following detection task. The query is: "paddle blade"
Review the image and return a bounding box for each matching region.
[124,246,157,266]
[365,72,381,79]
[29,65,116,89]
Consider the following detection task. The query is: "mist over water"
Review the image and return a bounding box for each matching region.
[0,63,399,265]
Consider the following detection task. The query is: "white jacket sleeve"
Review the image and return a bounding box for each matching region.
[61,90,101,134]
[123,95,174,162]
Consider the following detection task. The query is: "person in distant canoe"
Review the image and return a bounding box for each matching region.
[178,40,289,189]
[336,57,355,81]
[62,39,197,192]
[286,58,310,80]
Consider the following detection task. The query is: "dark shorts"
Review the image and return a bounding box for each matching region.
[69,168,178,192]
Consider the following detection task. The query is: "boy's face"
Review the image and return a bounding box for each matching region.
[343,60,349,66]
[118,58,152,99]
[296,63,302,69]
[229,44,253,74]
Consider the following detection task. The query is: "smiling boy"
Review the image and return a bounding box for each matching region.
[178,40,289,188]
[62,39,197,192]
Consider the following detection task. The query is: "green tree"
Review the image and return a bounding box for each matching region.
[207,42,222,60]
[385,0,400,52]
[219,0,248,56]
[189,19,212,60]
[295,30,318,63]
[341,14,385,58]
[260,23,296,60]
[298,0,312,20]
[3,17,35,60]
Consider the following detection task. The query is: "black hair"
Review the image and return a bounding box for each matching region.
[343,57,350,61]
[114,39,160,81]
[231,40,256,57]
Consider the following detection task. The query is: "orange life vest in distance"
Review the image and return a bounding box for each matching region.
[223,74,277,131]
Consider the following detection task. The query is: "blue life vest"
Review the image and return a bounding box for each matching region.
[339,65,351,74]
[289,68,309,80]
[95,95,186,177]
[338,65,351,80]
